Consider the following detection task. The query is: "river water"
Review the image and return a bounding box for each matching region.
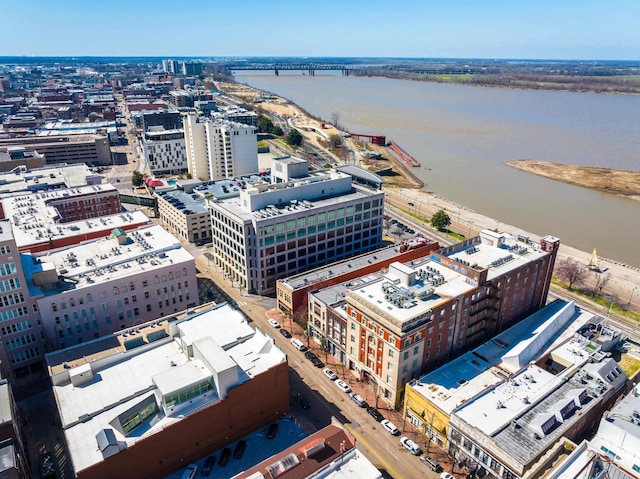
[236,73,640,267]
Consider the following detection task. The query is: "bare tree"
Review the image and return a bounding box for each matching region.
[331,111,340,129]
[556,258,588,289]
[592,272,612,298]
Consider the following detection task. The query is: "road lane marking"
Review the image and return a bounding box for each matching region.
[344,423,403,479]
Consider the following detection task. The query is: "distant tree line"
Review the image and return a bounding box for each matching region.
[351,68,640,95]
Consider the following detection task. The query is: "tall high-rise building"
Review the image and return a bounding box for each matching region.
[184,115,258,181]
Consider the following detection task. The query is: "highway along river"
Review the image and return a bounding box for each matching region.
[237,73,640,267]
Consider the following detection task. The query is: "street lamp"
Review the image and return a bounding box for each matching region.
[629,287,638,309]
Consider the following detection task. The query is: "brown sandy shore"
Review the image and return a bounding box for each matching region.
[506,160,640,201]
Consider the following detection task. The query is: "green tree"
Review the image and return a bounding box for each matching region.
[132,170,144,187]
[257,115,274,133]
[431,209,451,231]
[271,125,284,136]
[285,129,303,147]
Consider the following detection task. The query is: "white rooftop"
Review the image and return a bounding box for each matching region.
[0,163,99,197]
[410,300,590,417]
[347,259,475,334]
[455,365,562,436]
[30,224,192,291]
[446,231,548,280]
[53,303,286,474]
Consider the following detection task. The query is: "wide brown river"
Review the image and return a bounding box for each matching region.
[237,73,640,267]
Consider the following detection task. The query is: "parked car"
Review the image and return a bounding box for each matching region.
[400,436,422,456]
[298,394,311,409]
[408,202,415,206]
[335,379,351,393]
[267,318,280,328]
[440,473,454,479]
[279,328,292,338]
[201,455,216,476]
[39,453,56,479]
[323,368,337,380]
[304,351,318,361]
[349,392,367,407]
[233,440,247,459]
[311,357,324,368]
[218,448,232,466]
[266,423,279,440]
[420,455,440,472]
[181,464,198,479]
[381,419,400,435]
[367,406,384,422]
[290,338,306,351]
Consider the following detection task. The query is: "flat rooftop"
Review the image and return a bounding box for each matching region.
[445,232,548,280]
[0,163,98,196]
[347,257,475,333]
[281,240,437,292]
[51,303,286,474]
[9,205,149,251]
[454,358,625,468]
[28,224,192,292]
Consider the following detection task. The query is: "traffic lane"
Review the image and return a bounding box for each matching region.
[282,344,435,479]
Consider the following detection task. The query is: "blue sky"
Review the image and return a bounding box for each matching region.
[2,0,639,60]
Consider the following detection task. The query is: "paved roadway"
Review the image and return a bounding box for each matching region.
[190,248,449,479]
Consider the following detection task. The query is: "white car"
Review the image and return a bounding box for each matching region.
[267,318,280,328]
[400,436,421,455]
[349,392,367,407]
[381,419,400,435]
[440,473,454,479]
[323,368,338,380]
[335,379,351,393]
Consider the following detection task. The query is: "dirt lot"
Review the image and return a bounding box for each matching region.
[507,160,640,201]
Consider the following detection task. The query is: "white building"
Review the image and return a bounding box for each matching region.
[207,157,385,295]
[26,224,198,350]
[448,354,626,479]
[46,303,287,478]
[184,115,258,181]
[589,384,640,474]
[141,128,187,174]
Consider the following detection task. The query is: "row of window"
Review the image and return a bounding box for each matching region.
[0,278,21,293]
[0,263,17,277]
[0,306,29,323]
[5,333,37,351]
[1,292,25,307]
[10,347,39,365]
[1,320,33,336]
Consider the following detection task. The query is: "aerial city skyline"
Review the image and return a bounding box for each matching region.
[0,3,639,478]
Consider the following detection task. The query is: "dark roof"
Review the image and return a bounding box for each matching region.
[233,424,355,479]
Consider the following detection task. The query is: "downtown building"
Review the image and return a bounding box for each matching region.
[308,230,560,407]
[184,114,258,181]
[46,303,288,479]
[0,221,197,380]
[141,128,187,174]
[207,157,385,295]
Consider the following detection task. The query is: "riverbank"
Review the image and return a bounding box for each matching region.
[218,81,424,190]
[507,160,640,201]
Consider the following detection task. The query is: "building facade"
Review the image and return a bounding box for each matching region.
[31,225,198,351]
[184,115,258,181]
[0,221,45,380]
[208,158,385,295]
[0,134,111,166]
[312,231,559,407]
[47,303,288,479]
[156,189,211,244]
[142,128,187,174]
